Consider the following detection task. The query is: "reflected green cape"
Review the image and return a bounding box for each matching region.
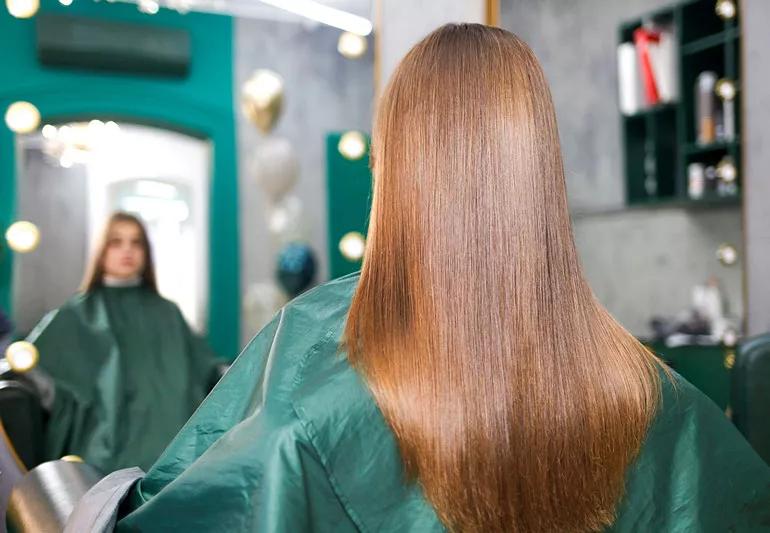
[28,285,220,473]
[117,274,770,532]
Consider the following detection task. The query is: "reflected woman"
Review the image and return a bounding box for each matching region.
[28,212,221,473]
[113,25,770,531]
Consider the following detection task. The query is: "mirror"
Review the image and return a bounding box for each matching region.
[12,122,211,334]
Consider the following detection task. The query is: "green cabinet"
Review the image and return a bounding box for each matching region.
[651,343,733,410]
[620,0,741,207]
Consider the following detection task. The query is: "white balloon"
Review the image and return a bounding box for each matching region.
[267,195,304,243]
[243,281,288,334]
[250,137,298,201]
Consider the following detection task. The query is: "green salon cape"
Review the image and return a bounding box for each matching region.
[28,285,220,473]
[117,273,770,532]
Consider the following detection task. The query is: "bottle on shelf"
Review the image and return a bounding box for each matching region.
[696,71,717,145]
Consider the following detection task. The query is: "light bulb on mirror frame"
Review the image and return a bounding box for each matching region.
[41,124,57,140]
[4,101,41,134]
[4,341,39,373]
[338,131,367,160]
[715,78,737,101]
[5,0,39,18]
[138,0,159,14]
[715,0,736,20]
[716,243,738,266]
[5,220,40,253]
[338,231,366,261]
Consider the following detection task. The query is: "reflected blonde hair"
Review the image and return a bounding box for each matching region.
[81,212,157,293]
[345,24,661,532]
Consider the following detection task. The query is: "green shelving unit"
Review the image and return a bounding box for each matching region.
[649,343,733,410]
[620,0,741,207]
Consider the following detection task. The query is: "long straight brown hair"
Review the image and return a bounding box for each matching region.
[345,24,662,532]
[81,212,157,293]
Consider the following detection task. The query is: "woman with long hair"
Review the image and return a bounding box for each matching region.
[28,212,221,473]
[114,25,769,531]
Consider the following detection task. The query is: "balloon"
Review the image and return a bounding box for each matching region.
[268,195,304,243]
[243,281,288,334]
[276,243,317,297]
[250,137,299,201]
[241,69,284,135]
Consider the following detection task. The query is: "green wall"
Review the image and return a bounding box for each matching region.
[0,0,239,356]
[326,132,371,278]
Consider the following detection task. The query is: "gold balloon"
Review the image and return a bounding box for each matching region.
[242,70,284,135]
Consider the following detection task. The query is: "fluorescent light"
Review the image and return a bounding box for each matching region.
[258,0,372,35]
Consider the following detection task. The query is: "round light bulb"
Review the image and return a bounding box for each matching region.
[338,131,367,160]
[5,221,40,253]
[138,0,159,14]
[337,32,368,59]
[339,231,366,261]
[5,0,39,18]
[716,243,738,266]
[59,0,73,5]
[715,78,736,101]
[5,101,41,134]
[60,455,84,463]
[41,124,58,140]
[4,341,39,373]
[716,158,737,183]
[105,120,120,135]
[716,0,736,20]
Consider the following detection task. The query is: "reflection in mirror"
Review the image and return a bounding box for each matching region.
[13,122,210,334]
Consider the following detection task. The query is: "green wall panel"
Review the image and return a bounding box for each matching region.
[0,0,239,357]
[326,132,371,279]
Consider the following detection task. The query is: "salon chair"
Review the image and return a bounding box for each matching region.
[731,332,770,465]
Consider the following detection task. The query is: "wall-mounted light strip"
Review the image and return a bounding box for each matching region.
[115,0,373,36]
[258,0,372,35]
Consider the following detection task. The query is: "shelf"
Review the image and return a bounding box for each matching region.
[680,194,741,207]
[627,193,741,209]
[620,1,742,212]
[682,28,740,55]
[684,139,739,156]
[622,103,677,120]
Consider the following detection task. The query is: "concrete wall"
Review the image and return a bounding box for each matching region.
[235,19,374,343]
[501,0,744,336]
[377,0,485,89]
[743,0,770,336]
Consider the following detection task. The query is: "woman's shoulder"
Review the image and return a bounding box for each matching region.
[254,271,363,411]
[611,369,770,531]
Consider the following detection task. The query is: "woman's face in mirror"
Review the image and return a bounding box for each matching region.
[103,222,146,280]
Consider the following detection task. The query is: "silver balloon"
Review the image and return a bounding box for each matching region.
[250,137,299,202]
